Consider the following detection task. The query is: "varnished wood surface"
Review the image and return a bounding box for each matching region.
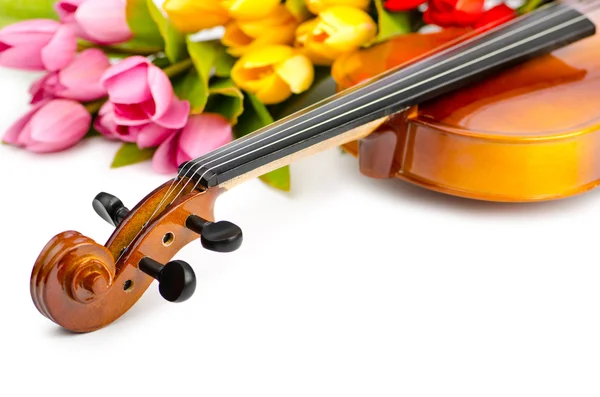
[31,183,221,332]
[334,9,600,201]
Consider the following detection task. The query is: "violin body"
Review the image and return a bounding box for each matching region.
[336,8,600,202]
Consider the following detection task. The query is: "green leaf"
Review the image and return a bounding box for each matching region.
[111,143,156,168]
[259,165,291,191]
[173,69,205,113]
[146,0,187,63]
[0,0,57,28]
[234,94,291,191]
[215,46,237,78]
[374,0,411,43]
[125,0,164,50]
[206,78,244,125]
[186,38,221,112]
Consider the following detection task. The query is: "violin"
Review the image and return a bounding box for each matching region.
[31,1,600,332]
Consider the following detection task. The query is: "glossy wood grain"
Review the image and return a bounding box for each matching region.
[31,183,221,332]
[334,9,600,201]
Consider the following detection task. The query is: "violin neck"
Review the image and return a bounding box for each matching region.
[180,2,596,190]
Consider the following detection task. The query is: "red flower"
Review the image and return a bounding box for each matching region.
[384,0,427,11]
[473,4,517,30]
[423,0,485,27]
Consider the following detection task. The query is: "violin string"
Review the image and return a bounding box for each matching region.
[174,3,577,198]
[115,3,582,265]
[187,13,588,191]
[144,2,551,213]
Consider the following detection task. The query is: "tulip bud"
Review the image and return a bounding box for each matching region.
[231,45,314,104]
[0,20,77,71]
[30,49,111,104]
[222,5,299,57]
[3,100,91,153]
[306,0,370,14]
[163,0,230,33]
[295,6,377,65]
[222,0,281,20]
[57,0,132,44]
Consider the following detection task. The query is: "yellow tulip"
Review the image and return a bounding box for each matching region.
[306,0,371,14]
[231,45,314,104]
[295,6,377,65]
[163,0,229,33]
[222,0,281,20]
[223,6,299,57]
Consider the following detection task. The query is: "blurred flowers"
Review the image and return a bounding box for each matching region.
[56,0,132,44]
[0,20,76,71]
[423,0,485,27]
[163,0,230,33]
[3,100,91,153]
[295,6,377,65]
[0,0,522,191]
[232,45,314,104]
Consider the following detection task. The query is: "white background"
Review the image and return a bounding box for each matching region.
[1,67,600,397]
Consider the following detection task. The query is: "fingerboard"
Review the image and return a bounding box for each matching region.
[180,3,596,189]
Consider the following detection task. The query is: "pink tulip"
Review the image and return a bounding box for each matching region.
[3,100,91,153]
[30,49,111,104]
[56,0,132,44]
[0,20,77,71]
[95,102,176,148]
[153,114,233,174]
[101,56,190,129]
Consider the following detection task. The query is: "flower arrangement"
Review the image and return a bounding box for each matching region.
[0,0,532,191]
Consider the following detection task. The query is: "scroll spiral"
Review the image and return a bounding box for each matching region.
[31,231,116,323]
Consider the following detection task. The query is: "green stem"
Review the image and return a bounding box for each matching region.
[163,58,194,78]
[85,99,106,114]
[77,41,162,56]
[518,0,544,14]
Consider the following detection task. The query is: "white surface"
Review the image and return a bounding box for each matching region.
[1,68,600,397]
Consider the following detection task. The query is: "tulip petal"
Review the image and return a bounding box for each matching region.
[153,98,190,129]
[101,56,149,83]
[146,64,175,120]
[134,123,176,148]
[59,49,110,100]
[254,73,292,105]
[0,19,60,35]
[242,45,294,68]
[104,63,152,104]
[29,100,91,144]
[0,41,46,70]
[152,132,180,174]
[41,25,77,71]
[113,103,152,126]
[3,102,45,144]
[275,54,314,94]
[177,114,233,160]
[75,0,132,44]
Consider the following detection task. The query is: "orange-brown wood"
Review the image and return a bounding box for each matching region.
[31,183,221,332]
[334,9,600,201]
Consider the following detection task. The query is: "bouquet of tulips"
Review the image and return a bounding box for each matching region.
[0,0,530,190]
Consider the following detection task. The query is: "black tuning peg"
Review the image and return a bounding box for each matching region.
[93,192,129,227]
[186,215,243,253]
[138,258,196,303]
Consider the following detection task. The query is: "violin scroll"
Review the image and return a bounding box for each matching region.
[30,181,225,332]
[31,231,116,313]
